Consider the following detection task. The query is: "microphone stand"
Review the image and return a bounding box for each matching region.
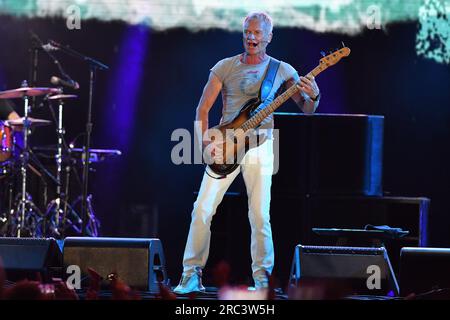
[30,32,79,237]
[29,41,39,109]
[49,40,108,236]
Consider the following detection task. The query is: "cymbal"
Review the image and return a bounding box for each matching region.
[6,117,52,127]
[48,94,78,100]
[0,87,62,99]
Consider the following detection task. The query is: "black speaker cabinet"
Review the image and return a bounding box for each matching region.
[0,237,62,281]
[400,247,450,297]
[63,237,167,292]
[309,114,383,196]
[289,245,399,296]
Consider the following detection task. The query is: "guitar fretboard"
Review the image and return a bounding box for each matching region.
[239,63,326,132]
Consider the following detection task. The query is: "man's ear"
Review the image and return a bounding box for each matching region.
[267,32,273,43]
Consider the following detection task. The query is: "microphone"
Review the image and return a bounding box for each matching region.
[49,39,62,48]
[51,76,80,90]
[28,32,58,52]
[42,43,59,52]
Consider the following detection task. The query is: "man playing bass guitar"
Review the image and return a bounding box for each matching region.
[174,11,320,294]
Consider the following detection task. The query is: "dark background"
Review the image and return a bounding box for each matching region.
[0,15,449,287]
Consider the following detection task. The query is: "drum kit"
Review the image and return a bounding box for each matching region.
[0,82,113,238]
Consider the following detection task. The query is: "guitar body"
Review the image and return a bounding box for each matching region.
[206,97,266,177]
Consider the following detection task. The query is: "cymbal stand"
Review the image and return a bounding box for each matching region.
[14,80,43,237]
[45,96,81,238]
[62,155,83,233]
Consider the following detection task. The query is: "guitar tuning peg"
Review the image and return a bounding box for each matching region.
[341,41,346,48]
[320,51,326,57]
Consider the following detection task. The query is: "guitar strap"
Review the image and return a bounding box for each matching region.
[259,58,281,102]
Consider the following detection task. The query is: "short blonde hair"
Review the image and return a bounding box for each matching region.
[243,11,273,34]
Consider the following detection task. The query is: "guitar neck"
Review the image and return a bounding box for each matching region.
[240,64,325,132]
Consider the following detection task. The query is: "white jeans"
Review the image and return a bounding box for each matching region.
[181,139,274,282]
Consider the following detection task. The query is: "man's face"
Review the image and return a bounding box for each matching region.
[242,18,272,55]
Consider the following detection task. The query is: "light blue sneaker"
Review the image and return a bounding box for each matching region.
[173,272,206,294]
[254,277,269,290]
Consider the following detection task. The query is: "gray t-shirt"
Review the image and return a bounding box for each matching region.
[211,54,299,137]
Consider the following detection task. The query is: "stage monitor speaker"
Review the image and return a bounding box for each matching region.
[400,247,450,297]
[63,237,167,292]
[0,237,63,281]
[289,245,399,297]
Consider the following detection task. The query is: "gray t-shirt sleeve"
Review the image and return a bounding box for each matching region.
[210,57,233,83]
[280,61,299,82]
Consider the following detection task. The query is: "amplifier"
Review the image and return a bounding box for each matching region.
[289,245,399,296]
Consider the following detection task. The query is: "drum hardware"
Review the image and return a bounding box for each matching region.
[0,83,60,237]
[6,117,52,127]
[32,145,122,237]
[17,81,41,237]
[67,148,121,237]
[0,121,12,163]
[0,159,14,236]
[0,147,58,237]
[0,120,16,235]
[44,93,81,238]
[71,194,99,237]
[28,32,84,237]
[67,148,122,163]
[0,87,61,99]
[0,91,121,238]
[0,35,112,239]
[32,146,122,163]
[0,37,112,239]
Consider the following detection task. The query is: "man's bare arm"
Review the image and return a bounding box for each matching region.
[7,111,20,120]
[195,72,223,148]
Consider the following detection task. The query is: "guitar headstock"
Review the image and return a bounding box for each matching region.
[319,47,351,67]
